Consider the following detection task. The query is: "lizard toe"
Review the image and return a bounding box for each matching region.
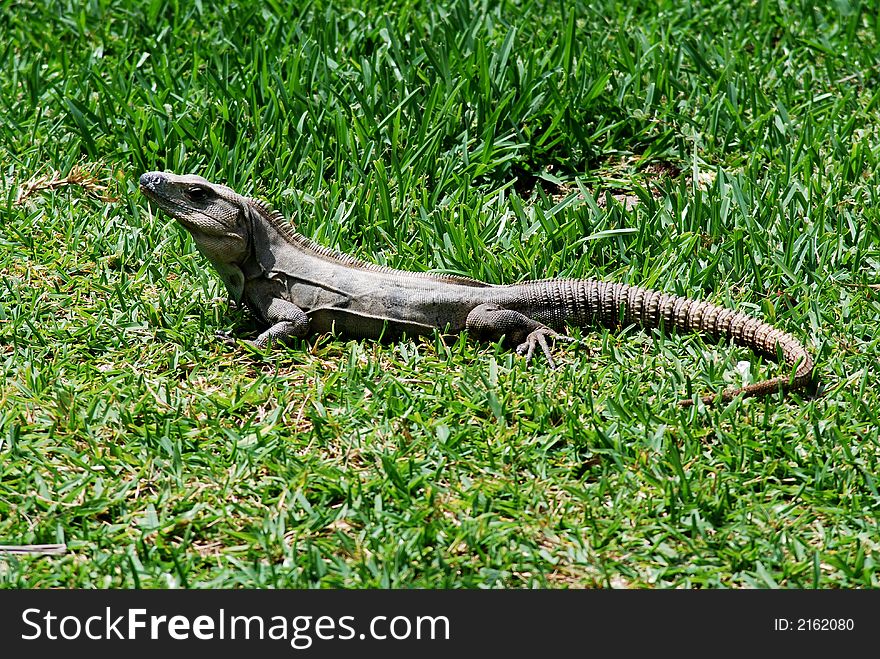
[516,326,570,369]
[215,330,239,346]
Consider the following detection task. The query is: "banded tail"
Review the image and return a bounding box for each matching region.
[502,279,814,406]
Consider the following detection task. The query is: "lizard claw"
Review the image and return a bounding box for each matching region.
[215,330,238,346]
[515,327,574,369]
[215,330,260,351]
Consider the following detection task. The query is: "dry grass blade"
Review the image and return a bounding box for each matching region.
[0,544,69,556]
[16,165,118,205]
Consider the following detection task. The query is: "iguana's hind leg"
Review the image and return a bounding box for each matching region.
[465,303,573,368]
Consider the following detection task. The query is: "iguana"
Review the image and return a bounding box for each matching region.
[139,171,814,407]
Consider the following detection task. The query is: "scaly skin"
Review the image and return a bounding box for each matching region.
[139,171,815,406]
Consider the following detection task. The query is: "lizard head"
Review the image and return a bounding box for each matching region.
[140,171,250,300]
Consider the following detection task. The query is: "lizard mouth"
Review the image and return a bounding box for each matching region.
[139,180,172,210]
[139,185,203,235]
[138,177,193,222]
[139,173,188,215]
[138,182,157,201]
[139,184,180,217]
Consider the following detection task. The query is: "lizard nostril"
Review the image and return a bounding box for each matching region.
[139,172,164,189]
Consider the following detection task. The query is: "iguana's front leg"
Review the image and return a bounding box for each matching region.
[252,297,310,348]
[465,303,573,368]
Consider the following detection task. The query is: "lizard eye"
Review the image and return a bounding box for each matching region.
[185,186,210,202]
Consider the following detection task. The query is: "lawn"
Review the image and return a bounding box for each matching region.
[1,0,878,588]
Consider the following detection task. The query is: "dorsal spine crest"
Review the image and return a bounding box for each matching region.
[246,197,489,287]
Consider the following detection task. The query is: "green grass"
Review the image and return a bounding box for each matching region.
[1,0,879,588]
